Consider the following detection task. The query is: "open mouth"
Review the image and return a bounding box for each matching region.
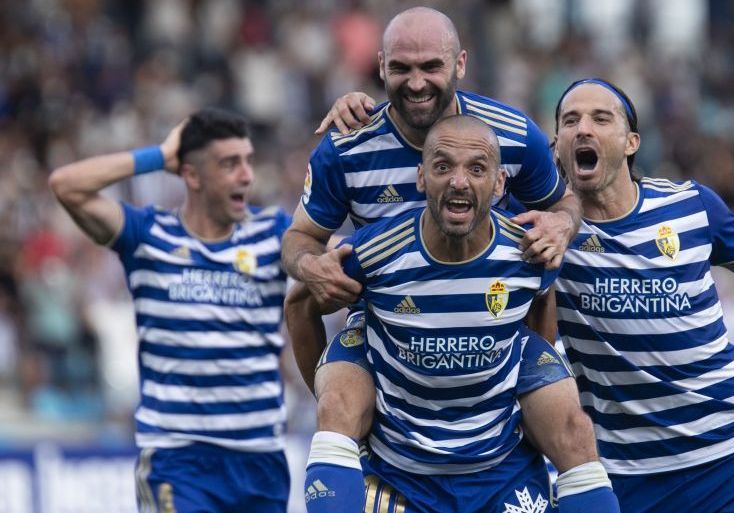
[444,198,473,219]
[575,147,598,171]
[230,192,246,206]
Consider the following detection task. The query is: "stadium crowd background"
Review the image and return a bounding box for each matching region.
[1,0,734,502]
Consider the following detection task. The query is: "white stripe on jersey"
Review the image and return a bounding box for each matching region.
[142,380,282,403]
[139,327,283,348]
[565,332,728,367]
[135,406,286,431]
[129,270,287,297]
[341,133,404,156]
[135,432,286,451]
[140,351,279,375]
[134,298,282,324]
[343,167,418,188]
[601,438,734,475]
[372,303,532,329]
[558,302,724,335]
[350,199,426,219]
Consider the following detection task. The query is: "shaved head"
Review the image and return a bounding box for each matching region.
[424,115,501,167]
[383,7,460,57]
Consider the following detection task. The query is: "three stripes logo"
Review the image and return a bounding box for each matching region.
[377,185,404,203]
[579,234,605,253]
[394,296,421,314]
[305,479,336,503]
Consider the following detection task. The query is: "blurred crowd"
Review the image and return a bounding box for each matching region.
[1,0,734,445]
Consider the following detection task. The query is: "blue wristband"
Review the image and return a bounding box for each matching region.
[132,146,165,175]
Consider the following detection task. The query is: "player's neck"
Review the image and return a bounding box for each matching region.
[580,177,638,222]
[421,212,493,263]
[180,202,235,241]
[390,98,459,148]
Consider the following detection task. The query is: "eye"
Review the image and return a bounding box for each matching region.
[470,164,485,175]
[435,162,450,173]
[561,117,578,127]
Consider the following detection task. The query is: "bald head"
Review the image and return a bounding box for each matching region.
[383,7,460,57]
[424,115,500,167]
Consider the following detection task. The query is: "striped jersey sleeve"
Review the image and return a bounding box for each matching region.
[555,178,734,474]
[111,203,290,452]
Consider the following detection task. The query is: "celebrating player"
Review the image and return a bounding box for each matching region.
[552,78,734,513]
[49,109,291,513]
[298,115,620,513]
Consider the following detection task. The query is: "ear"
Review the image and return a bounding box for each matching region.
[455,50,467,81]
[180,163,202,191]
[378,51,386,82]
[625,131,640,158]
[551,136,559,162]
[416,164,426,193]
[493,167,507,198]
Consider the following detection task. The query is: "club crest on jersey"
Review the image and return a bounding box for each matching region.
[233,248,257,274]
[339,328,363,348]
[486,280,509,318]
[303,164,313,204]
[655,225,679,260]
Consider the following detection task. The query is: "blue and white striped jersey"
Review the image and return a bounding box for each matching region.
[302,90,564,230]
[342,208,560,474]
[111,203,291,452]
[556,178,734,474]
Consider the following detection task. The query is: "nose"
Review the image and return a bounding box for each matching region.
[406,69,427,92]
[239,162,254,184]
[576,115,594,136]
[449,169,469,190]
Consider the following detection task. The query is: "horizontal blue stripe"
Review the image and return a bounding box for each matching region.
[135,421,280,440]
[136,315,281,333]
[139,341,277,360]
[597,421,734,463]
[140,369,281,388]
[559,319,726,352]
[590,397,734,431]
[140,395,282,415]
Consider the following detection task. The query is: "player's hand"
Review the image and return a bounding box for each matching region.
[315,92,376,135]
[512,210,574,270]
[298,244,363,309]
[160,119,188,174]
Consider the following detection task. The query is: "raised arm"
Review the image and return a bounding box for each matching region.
[49,122,185,244]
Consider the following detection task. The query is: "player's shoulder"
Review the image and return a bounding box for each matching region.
[457,90,532,139]
[491,207,527,244]
[639,176,697,194]
[350,208,419,255]
[317,104,401,156]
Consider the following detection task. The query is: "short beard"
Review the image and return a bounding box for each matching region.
[426,194,487,239]
[388,69,458,130]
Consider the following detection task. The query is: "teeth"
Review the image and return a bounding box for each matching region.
[406,95,432,103]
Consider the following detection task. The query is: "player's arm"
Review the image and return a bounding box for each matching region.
[49,121,185,245]
[525,285,558,344]
[315,92,377,135]
[284,281,329,394]
[698,183,734,273]
[281,206,362,309]
[515,188,581,270]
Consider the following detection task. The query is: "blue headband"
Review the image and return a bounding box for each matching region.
[565,79,635,121]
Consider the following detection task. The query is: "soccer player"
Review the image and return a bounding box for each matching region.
[553,78,734,513]
[283,6,605,513]
[299,115,619,513]
[48,109,291,513]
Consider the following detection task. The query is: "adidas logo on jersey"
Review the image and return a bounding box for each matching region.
[377,185,403,203]
[305,479,335,503]
[537,351,560,366]
[394,296,421,314]
[579,235,605,253]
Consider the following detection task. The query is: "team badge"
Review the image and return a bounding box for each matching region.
[339,328,363,348]
[655,225,679,260]
[157,483,177,513]
[303,164,313,204]
[485,280,509,319]
[233,247,257,274]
